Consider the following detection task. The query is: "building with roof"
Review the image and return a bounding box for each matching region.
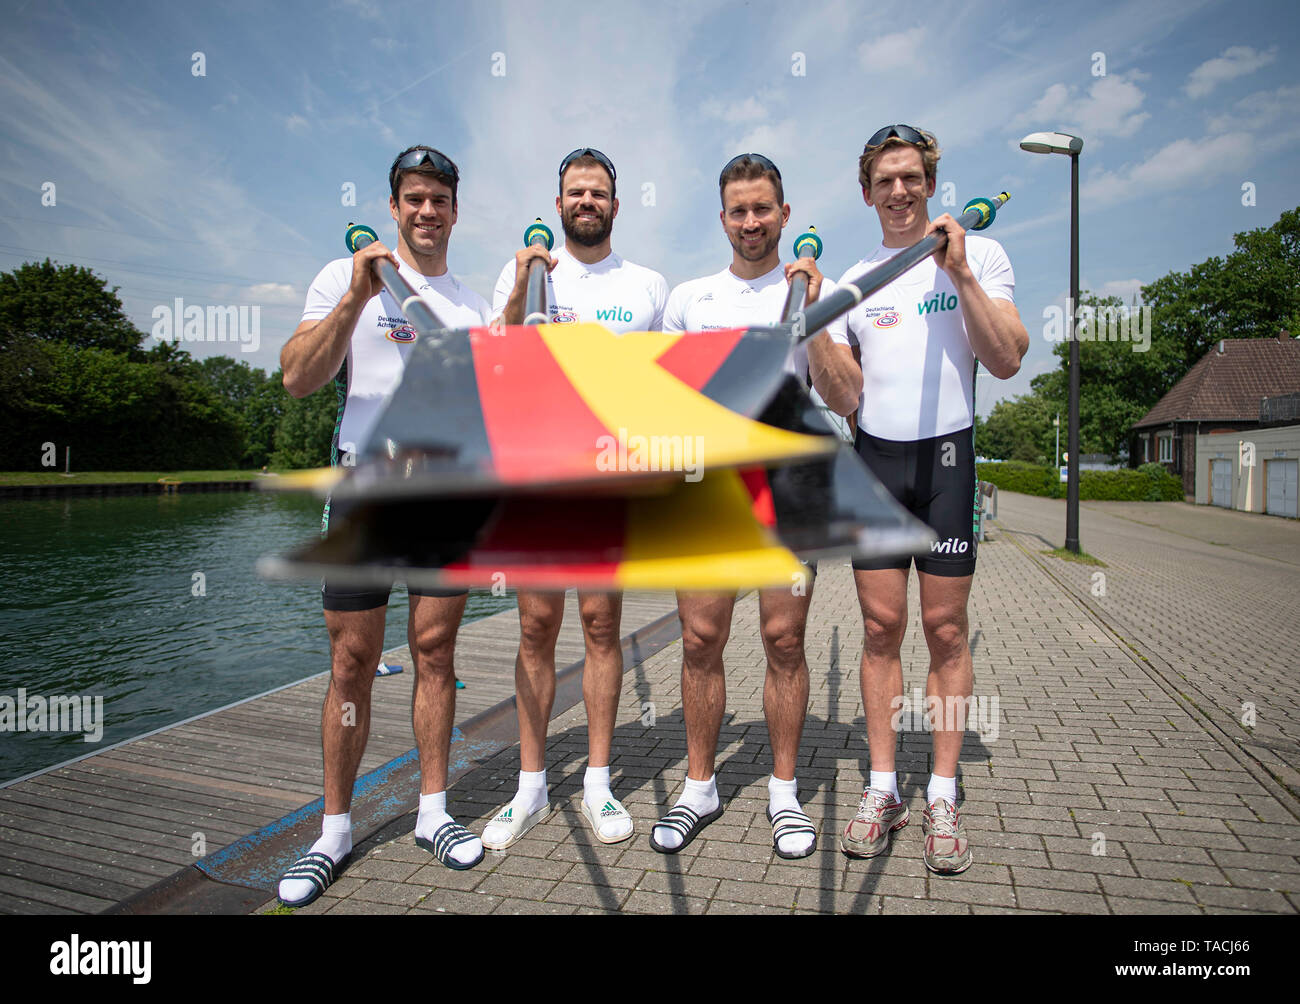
[1130,334,1300,504]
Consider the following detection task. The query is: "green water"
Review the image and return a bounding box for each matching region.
[0,491,517,784]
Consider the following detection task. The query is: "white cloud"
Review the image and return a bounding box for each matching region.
[857,28,926,73]
[700,96,768,123]
[1185,45,1277,99]
[1081,130,1253,206]
[1208,83,1300,133]
[285,114,309,135]
[246,283,301,305]
[1013,71,1149,140]
[1096,278,1144,303]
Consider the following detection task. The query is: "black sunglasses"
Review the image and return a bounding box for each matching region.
[390,148,460,188]
[559,147,617,183]
[865,124,931,149]
[718,153,782,186]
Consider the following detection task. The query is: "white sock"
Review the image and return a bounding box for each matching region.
[278,812,351,903]
[869,770,900,802]
[583,765,632,841]
[482,769,547,845]
[768,775,815,857]
[927,773,958,807]
[415,790,483,866]
[653,775,719,851]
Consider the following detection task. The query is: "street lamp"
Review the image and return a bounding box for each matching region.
[1021,131,1084,553]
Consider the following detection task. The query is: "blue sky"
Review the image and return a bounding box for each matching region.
[2,0,1297,415]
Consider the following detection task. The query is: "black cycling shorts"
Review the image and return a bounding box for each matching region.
[850,425,978,577]
[320,495,467,611]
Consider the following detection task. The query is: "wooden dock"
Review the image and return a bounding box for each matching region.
[0,592,680,914]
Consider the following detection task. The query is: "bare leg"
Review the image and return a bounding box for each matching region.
[853,568,910,775]
[916,572,973,778]
[322,606,386,814]
[577,590,623,768]
[408,592,468,794]
[514,589,565,772]
[676,591,734,781]
[757,583,813,781]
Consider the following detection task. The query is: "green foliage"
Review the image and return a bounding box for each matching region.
[1142,206,1300,375]
[0,258,143,355]
[193,357,288,468]
[978,395,1055,464]
[270,378,340,469]
[987,206,1299,466]
[977,461,1183,501]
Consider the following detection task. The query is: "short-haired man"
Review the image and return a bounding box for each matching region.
[813,125,1028,873]
[276,146,491,905]
[650,154,845,859]
[483,148,669,849]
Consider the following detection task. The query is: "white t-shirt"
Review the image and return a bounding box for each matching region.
[491,244,668,333]
[300,255,491,462]
[832,234,1015,441]
[662,263,847,381]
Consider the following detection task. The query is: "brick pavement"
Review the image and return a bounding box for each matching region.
[258,500,1300,915]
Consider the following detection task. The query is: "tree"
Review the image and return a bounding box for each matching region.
[979,393,1055,464]
[0,258,143,355]
[1142,206,1300,375]
[270,379,340,469]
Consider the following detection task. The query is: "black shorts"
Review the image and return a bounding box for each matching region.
[320,495,468,611]
[850,426,978,577]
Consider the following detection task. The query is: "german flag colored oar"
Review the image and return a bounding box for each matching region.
[257,469,805,592]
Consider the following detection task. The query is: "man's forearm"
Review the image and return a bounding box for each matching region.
[282,292,364,398]
[807,333,862,418]
[954,275,1026,380]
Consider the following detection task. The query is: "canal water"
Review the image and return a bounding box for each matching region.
[0,491,517,784]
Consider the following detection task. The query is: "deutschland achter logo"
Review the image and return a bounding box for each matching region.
[386,324,417,343]
[873,312,900,328]
[551,310,577,323]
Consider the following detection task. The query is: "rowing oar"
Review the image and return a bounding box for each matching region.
[522,217,554,325]
[344,222,446,330]
[780,225,823,322]
[795,192,1010,341]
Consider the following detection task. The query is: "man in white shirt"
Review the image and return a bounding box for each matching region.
[275,147,491,905]
[650,154,844,860]
[813,125,1028,874]
[483,148,668,850]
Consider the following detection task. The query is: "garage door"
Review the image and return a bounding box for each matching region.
[1211,459,1233,508]
[1267,459,1298,517]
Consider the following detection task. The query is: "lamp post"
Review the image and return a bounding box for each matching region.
[1021,131,1084,553]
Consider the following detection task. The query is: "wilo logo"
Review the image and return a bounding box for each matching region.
[0,688,103,742]
[595,427,703,482]
[1043,299,1151,353]
[918,293,958,315]
[151,298,261,353]
[891,690,1000,741]
[594,306,634,323]
[50,935,151,984]
[931,536,970,554]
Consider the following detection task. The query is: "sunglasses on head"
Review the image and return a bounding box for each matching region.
[559,147,617,183]
[718,153,782,186]
[390,148,459,187]
[865,124,931,149]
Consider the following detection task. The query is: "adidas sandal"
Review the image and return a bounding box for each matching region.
[415,820,484,871]
[649,804,723,855]
[766,806,817,860]
[580,796,634,844]
[276,850,349,908]
[481,801,553,851]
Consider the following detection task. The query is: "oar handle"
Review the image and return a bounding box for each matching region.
[781,226,822,323]
[796,192,1010,342]
[523,218,554,325]
[344,223,446,331]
